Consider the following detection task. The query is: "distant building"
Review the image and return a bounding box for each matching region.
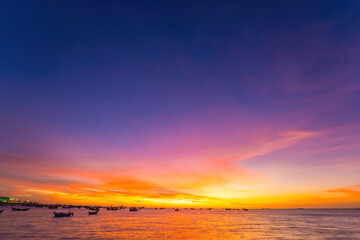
[0,197,10,203]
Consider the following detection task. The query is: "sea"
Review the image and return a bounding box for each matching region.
[0,207,359,239]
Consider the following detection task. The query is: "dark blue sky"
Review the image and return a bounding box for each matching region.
[2,0,359,130]
[0,1,359,145]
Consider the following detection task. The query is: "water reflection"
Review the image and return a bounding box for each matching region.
[0,207,359,239]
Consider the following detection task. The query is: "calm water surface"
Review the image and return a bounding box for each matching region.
[0,207,359,239]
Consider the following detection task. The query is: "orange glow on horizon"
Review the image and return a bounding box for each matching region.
[2,127,360,208]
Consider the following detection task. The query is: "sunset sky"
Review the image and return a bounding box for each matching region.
[1,0,360,208]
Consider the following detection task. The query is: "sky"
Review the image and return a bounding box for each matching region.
[1,0,360,208]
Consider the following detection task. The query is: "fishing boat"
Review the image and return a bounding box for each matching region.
[174,208,180,211]
[89,210,99,215]
[107,207,118,211]
[129,207,139,212]
[89,207,99,211]
[53,212,73,217]
[242,208,248,211]
[11,207,30,211]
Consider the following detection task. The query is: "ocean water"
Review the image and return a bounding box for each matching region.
[0,207,359,239]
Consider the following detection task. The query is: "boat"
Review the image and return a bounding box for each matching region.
[48,205,58,209]
[89,210,99,215]
[0,210,4,213]
[129,207,139,212]
[53,212,73,217]
[11,207,30,211]
[242,208,248,211]
[174,208,180,211]
[89,207,99,211]
[107,207,118,211]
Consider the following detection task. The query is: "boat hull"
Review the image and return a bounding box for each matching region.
[53,212,73,217]
[11,207,30,211]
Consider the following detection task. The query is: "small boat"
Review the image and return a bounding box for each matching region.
[242,208,248,211]
[11,207,30,211]
[48,206,58,209]
[89,207,99,211]
[174,208,180,211]
[0,210,4,213]
[129,207,139,212]
[107,207,118,211]
[53,212,73,217]
[89,210,99,215]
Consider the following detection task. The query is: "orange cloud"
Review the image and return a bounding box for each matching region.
[2,125,359,209]
[327,185,360,198]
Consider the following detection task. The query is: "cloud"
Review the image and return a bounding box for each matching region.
[327,185,360,198]
[0,125,322,207]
